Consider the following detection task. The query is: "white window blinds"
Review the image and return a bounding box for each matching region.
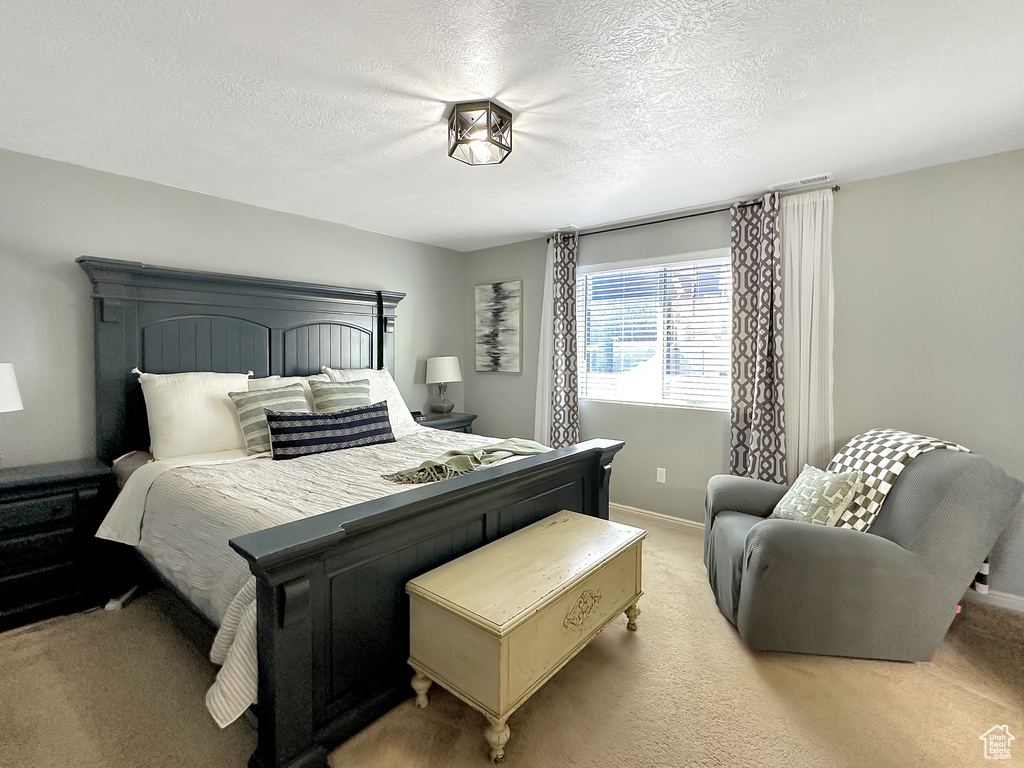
[576,254,732,411]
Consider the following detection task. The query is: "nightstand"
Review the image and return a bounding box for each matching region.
[0,458,114,631]
[417,412,478,433]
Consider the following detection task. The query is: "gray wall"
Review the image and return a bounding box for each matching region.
[832,148,1024,596]
[0,148,467,467]
[464,148,1024,596]
[462,239,547,440]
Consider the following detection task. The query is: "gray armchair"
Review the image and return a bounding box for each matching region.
[704,450,1023,661]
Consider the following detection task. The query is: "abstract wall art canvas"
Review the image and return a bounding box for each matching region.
[475,280,522,373]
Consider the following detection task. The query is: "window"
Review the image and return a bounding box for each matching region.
[576,251,731,411]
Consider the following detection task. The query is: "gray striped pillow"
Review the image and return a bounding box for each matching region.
[265,401,396,459]
[309,379,371,413]
[229,384,309,455]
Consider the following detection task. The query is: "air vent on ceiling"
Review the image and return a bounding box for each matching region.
[766,173,833,192]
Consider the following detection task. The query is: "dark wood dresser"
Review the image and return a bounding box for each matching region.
[0,458,114,632]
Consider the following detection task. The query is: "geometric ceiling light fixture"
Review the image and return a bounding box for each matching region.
[448,100,512,165]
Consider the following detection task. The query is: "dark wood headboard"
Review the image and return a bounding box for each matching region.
[78,257,405,463]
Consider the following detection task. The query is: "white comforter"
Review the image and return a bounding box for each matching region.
[98,426,502,727]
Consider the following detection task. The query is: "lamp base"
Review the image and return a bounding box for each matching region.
[430,382,455,413]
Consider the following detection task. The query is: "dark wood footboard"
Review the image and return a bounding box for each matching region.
[230,438,624,768]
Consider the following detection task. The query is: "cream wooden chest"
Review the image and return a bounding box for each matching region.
[406,510,646,763]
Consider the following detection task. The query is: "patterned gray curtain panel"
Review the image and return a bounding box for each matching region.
[549,232,580,448]
[730,193,787,483]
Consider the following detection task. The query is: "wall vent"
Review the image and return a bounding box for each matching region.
[766,172,833,192]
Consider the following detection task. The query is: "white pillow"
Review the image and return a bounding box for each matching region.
[137,370,251,460]
[769,464,865,527]
[322,367,419,438]
[248,373,330,409]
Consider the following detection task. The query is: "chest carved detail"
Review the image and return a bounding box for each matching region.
[563,589,602,632]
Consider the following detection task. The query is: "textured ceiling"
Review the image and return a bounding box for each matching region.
[2,1,1023,251]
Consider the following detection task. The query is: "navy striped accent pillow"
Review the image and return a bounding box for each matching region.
[265,401,396,459]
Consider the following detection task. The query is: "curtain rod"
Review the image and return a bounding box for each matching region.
[567,185,841,240]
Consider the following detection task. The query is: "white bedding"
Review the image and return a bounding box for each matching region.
[98,426,504,727]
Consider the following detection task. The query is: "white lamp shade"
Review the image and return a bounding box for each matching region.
[425,356,462,384]
[0,363,24,413]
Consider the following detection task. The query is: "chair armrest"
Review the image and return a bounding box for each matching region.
[705,474,789,529]
[737,520,951,660]
[743,519,924,580]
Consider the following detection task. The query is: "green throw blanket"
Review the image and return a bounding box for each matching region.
[382,438,551,484]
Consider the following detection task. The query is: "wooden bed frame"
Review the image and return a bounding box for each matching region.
[79,257,624,768]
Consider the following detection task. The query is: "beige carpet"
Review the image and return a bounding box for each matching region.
[1,510,1021,768]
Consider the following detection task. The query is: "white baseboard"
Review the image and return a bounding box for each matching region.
[609,502,704,530]
[966,588,1024,614]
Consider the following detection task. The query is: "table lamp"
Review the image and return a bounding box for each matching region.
[0,363,23,469]
[425,356,462,414]
[0,364,22,414]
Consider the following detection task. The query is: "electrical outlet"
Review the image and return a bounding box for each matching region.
[656,467,666,484]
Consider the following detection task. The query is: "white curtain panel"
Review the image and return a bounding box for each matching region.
[780,188,836,482]
[533,238,556,444]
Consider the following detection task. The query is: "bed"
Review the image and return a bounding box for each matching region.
[79,256,624,768]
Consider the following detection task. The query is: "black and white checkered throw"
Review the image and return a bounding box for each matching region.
[826,428,970,532]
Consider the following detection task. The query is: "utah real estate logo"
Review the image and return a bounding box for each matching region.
[979,725,1014,759]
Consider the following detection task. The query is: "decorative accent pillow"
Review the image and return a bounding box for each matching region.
[769,464,865,527]
[308,379,371,413]
[322,367,419,437]
[248,373,330,409]
[229,384,309,455]
[265,401,396,459]
[137,370,251,460]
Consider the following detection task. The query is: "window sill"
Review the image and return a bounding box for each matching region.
[579,397,729,414]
